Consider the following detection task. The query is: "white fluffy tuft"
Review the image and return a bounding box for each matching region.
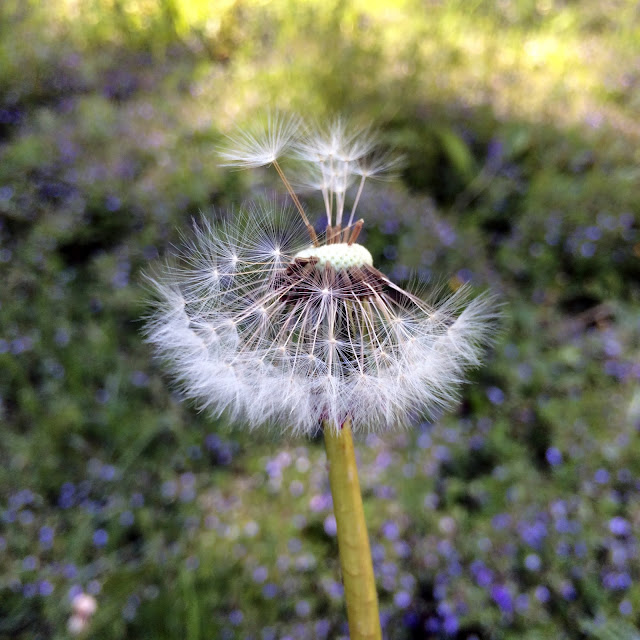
[144,207,497,435]
[219,112,301,168]
[147,116,498,435]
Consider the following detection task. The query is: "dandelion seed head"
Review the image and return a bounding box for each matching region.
[146,115,497,435]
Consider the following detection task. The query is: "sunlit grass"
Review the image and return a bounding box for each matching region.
[2,0,639,139]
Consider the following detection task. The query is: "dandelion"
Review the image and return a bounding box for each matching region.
[145,117,495,437]
[144,114,497,639]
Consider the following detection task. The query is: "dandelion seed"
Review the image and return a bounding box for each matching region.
[145,117,497,436]
[219,112,301,168]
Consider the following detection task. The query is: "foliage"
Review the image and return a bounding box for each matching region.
[1,1,639,639]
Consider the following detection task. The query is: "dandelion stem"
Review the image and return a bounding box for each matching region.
[272,160,318,246]
[324,420,381,640]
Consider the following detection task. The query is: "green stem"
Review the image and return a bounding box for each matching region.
[324,420,381,640]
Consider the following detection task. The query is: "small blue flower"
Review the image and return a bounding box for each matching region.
[252,567,268,583]
[228,609,243,626]
[486,386,505,405]
[535,585,550,603]
[381,520,399,541]
[443,615,459,635]
[619,600,633,616]
[515,594,529,612]
[92,529,108,547]
[609,517,631,537]
[39,526,54,549]
[262,583,278,599]
[491,584,513,614]
[545,447,563,466]
[393,591,411,608]
[524,553,541,571]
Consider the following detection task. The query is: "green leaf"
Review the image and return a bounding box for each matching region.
[435,127,477,180]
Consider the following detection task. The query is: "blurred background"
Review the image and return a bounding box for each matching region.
[1,1,639,638]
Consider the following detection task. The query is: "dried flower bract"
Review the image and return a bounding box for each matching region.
[145,116,497,435]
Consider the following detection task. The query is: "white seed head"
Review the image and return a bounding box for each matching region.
[145,212,497,435]
[294,243,373,270]
[146,116,498,435]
